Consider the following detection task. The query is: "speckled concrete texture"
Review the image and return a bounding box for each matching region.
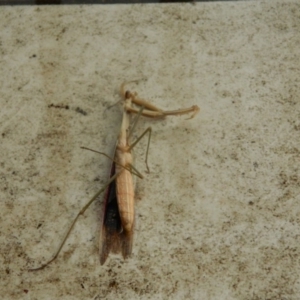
[1,1,300,299]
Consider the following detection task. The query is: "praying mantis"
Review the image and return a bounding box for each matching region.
[28,83,199,271]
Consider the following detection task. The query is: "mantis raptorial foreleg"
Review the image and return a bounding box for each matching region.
[120,82,200,119]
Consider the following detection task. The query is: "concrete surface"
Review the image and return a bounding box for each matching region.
[1,1,300,299]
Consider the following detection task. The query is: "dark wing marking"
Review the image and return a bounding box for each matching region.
[99,159,135,265]
[99,163,121,265]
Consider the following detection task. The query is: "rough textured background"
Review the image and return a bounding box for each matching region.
[1,1,300,299]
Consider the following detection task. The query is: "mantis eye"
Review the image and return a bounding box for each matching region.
[125,90,131,99]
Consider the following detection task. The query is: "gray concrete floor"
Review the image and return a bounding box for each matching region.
[1,1,300,299]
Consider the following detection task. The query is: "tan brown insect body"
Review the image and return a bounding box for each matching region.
[28,83,199,270]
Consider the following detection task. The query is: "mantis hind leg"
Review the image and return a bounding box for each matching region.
[28,172,120,271]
